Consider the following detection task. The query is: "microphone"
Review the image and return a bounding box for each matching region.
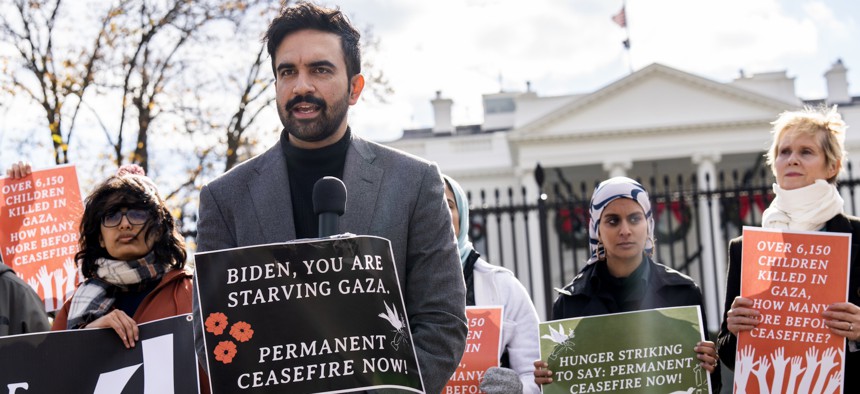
[313,176,347,237]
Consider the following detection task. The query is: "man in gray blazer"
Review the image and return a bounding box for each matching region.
[195,3,467,393]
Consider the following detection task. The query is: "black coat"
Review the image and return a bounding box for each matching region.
[553,258,709,324]
[717,213,860,392]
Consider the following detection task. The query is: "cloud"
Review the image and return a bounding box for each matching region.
[630,0,818,77]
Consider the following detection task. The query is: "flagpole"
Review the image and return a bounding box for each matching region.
[623,0,632,74]
[612,1,633,74]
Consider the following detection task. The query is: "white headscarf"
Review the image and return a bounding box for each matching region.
[761,179,843,231]
[586,177,655,265]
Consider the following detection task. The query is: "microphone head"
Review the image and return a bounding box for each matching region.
[312,176,347,215]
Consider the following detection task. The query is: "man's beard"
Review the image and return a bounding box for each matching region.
[279,91,350,143]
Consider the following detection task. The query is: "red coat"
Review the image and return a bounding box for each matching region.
[52,268,210,393]
[52,268,193,329]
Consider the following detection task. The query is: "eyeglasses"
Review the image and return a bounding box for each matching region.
[102,209,150,227]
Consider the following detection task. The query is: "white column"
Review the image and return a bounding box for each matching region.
[518,165,548,320]
[692,152,726,333]
[602,159,632,178]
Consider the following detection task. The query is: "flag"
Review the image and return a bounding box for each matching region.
[612,6,626,28]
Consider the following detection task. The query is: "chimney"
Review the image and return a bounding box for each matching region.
[825,59,850,104]
[431,90,453,134]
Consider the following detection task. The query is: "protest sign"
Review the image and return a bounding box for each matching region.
[736,227,849,394]
[195,235,423,394]
[444,306,503,393]
[538,306,709,394]
[0,314,199,393]
[0,164,83,311]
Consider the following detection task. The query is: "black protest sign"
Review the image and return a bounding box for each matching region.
[194,235,423,394]
[0,314,199,393]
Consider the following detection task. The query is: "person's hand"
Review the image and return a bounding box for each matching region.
[694,341,719,373]
[5,161,32,178]
[85,310,139,349]
[823,302,860,341]
[480,367,522,394]
[726,296,761,335]
[533,360,553,385]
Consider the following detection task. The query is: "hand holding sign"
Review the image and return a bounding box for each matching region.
[726,297,761,335]
[735,227,850,394]
[5,161,32,178]
[823,302,860,341]
[1,164,83,311]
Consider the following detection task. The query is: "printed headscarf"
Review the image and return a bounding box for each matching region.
[443,175,474,267]
[587,176,655,265]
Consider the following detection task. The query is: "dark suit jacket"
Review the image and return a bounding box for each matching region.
[717,213,860,391]
[195,133,467,394]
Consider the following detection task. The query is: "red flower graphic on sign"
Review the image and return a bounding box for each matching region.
[205,312,228,335]
[230,321,254,342]
[214,341,237,364]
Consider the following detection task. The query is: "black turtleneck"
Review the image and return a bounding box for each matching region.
[280,128,351,239]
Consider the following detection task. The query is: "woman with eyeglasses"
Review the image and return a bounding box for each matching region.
[51,164,193,351]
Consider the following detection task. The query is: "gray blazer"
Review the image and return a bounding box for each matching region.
[196,133,467,394]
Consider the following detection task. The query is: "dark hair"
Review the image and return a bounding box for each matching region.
[264,1,361,80]
[75,175,186,278]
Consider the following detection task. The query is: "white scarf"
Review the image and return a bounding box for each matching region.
[761,180,843,231]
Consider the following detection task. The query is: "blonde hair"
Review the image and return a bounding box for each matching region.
[766,106,847,183]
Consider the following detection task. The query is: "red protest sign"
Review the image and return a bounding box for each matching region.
[736,227,850,394]
[444,306,503,394]
[1,165,83,311]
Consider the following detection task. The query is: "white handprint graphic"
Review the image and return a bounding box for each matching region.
[769,347,788,394]
[36,266,54,310]
[811,347,839,394]
[53,268,66,306]
[785,355,805,394]
[735,345,757,394]
[798,347,821,393]
[750,355,771,394]
[63,259,78,297]
[27,277,39,294]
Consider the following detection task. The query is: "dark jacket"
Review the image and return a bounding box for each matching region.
[553,257,720,392]
[553,258,709,325]
[717,213,860,392]
[0,262,50,336]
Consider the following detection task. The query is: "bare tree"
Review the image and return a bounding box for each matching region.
[104,0,253,173]
[359,26,394,104]
[0,0,124,164]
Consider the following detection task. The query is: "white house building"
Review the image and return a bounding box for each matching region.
[386,60,859,325]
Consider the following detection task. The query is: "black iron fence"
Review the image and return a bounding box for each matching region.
[466,163,860,331]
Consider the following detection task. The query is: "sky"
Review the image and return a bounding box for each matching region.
[1,0,858,174]
[329,0,860,142]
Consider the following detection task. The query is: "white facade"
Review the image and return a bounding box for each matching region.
[386,61,859,323]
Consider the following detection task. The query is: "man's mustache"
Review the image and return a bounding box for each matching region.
[285,94,327,112]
